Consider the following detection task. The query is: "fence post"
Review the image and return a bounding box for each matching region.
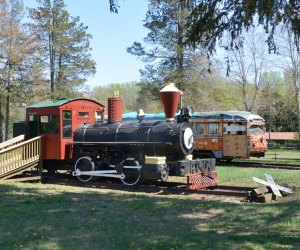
[38,137,43,176]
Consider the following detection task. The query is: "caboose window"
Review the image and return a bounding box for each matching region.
[78,112,89,118]
[62,111,72,138]
[208,123,219,137]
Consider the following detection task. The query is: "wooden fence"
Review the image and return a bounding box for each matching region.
[0,136,43,180]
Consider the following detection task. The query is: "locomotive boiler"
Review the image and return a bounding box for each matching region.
[72,83,216,186]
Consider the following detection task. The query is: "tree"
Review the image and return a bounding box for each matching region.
[225,28,270,112]
[278,30,300,134]
[128,0,222,113]
[187,0,300,53]
[0,0,39,140]
[127,0,198,94]
[29,0,96,99]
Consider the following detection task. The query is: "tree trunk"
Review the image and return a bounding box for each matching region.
[0,98,3,142]
[177,0,184,91]
[295,83,300,136]
[5,87,10,141]
[49,33,55,99]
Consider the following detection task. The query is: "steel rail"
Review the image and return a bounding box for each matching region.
[220,161,300,170]
[41,173,252,197]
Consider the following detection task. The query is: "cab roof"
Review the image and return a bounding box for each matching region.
[28,98,104,108]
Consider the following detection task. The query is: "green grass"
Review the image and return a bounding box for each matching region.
[217,166,300,186]
[0,167,299,250]
[239,149,300,165]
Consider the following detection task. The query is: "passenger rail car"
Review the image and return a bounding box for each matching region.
[122,111,268,162]
[192,111,267,162]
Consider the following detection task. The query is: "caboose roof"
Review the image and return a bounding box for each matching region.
[28,98,104,108]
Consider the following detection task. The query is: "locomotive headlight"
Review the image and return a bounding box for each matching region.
[183,127,193,150]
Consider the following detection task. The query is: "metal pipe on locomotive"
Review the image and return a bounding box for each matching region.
[72,83,217,187]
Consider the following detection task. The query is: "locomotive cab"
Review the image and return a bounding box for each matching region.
[26,99,105,162]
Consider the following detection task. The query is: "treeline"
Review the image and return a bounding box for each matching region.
[0,0,300,141]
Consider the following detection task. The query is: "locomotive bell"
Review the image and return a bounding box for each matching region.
[160,83,183,122]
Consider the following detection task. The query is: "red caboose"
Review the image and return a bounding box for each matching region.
[26,98,105,161]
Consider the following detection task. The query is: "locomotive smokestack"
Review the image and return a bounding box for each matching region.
[160,83,183,122]
[108,91,122,123]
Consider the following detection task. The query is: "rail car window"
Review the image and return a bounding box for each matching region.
[78,112,89,118]
[208,123,219,137]
[224,123,246,135]
[193,123,205,136]
[62,111,72,138]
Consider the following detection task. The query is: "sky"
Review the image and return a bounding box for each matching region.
[26,0,149,88]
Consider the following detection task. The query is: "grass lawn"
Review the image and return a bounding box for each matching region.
[239,149,300,165]
[0,167,299,250]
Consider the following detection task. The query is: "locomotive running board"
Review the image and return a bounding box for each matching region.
[187,171,218,190]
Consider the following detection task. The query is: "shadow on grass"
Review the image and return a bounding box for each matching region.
[0,183,299,250]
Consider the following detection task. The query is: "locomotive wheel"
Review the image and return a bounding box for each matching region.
[120,159,142,186]
[74,156,95,182]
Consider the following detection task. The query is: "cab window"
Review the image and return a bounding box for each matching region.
[39,115,59,134]
[78,112,89,118]
[40,115,50,134]
[62,111,72,138]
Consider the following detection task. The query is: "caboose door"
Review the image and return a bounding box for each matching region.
[223,124,249,158]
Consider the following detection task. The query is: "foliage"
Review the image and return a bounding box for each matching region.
[29,0,96,100]
[0,0,42,140]
[90,82,140,113]
[186,0,300,53]
[224,28,271,112]
[256,71,298,132]
[128,0,204,92]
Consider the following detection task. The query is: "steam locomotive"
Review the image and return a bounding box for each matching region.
[71,83,216,186]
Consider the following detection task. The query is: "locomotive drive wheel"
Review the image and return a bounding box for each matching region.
[74,156,95,182]
[120,159,142,186]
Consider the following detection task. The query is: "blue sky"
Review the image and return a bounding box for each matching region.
[26,0,148,88]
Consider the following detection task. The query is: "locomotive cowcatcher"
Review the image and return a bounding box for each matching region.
[23,83,217,188]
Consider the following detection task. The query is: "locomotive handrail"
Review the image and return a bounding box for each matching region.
[71,141,171,144]
[0,135,25,152]
[0,136,43,179]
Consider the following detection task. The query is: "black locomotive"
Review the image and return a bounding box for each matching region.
[72,83,216,186]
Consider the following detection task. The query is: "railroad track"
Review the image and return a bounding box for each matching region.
[41,172,252,198]
[220,161,300,170]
